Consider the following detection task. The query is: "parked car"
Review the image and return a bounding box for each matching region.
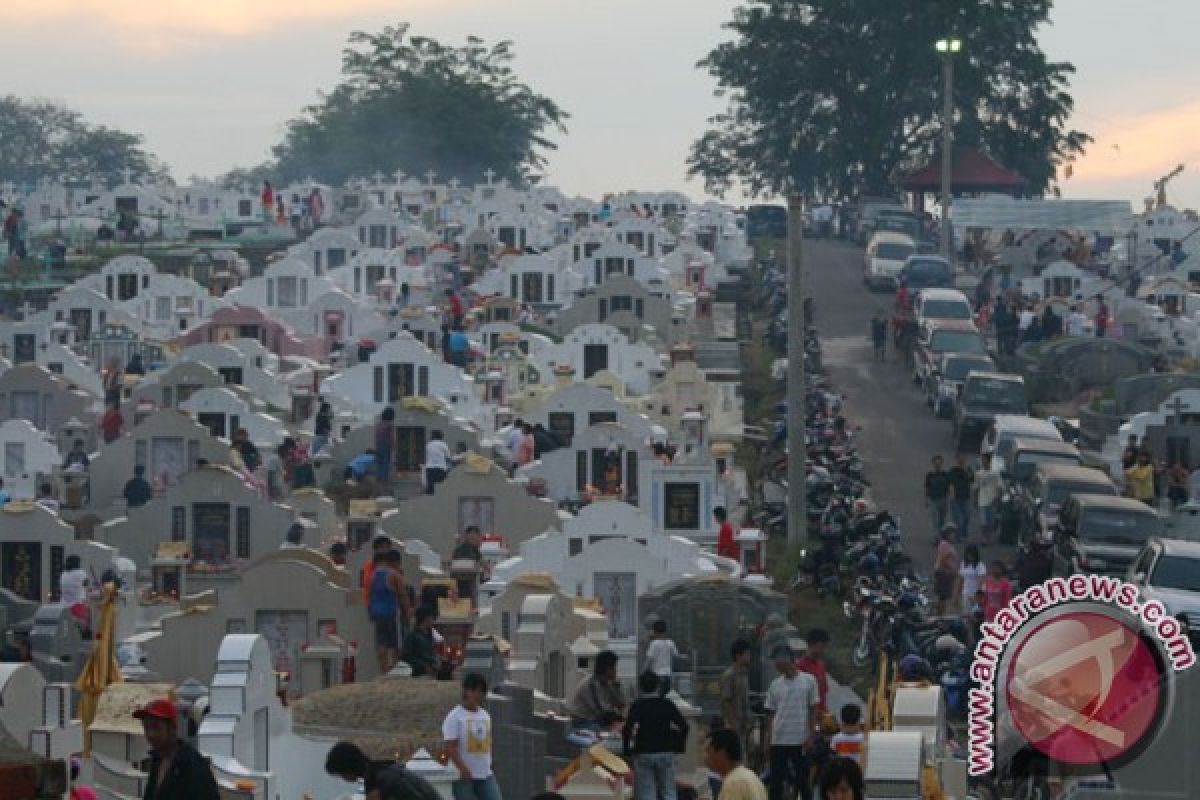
[1053,494,1163,576]
[855,199,906,244]
[982,415,1064,473]
[952,372,1028,452]
[864,231,916,290]
[899,255,955,292]
[1010,463,1118,547]
[1003,437,1083,486]
[914,288,973,328]
[1128,537,1200,644]
[925,352,996,418]
[913,318,988,388]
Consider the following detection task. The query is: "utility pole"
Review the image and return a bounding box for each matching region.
[936,37,962,261]
[786,193,807,550]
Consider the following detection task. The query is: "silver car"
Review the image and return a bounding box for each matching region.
[1128,537,1200,637]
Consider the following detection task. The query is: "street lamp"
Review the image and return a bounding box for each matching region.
[935,37,962,262]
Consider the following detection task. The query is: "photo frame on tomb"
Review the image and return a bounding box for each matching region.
[151,436,186,483]
[594,571,636,640]
[458,497,494,535]
[192,502,231,564]
[1,542,41,602]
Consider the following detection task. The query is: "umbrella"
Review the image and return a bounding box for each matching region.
[74,583,123,755]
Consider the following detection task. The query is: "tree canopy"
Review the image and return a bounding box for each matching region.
[0,96,166,186]
[688,0,1090,200]
[260,23,568,187]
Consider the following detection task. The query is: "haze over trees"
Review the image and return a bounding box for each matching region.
[688,0,1091,199]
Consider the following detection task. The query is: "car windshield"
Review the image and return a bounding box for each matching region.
[962,378,1025,411]
[876,243,914,260]
[944,358,992,381]
[930,330,987,355]
[1013,452,1080,481]
[1080,510,1161,546]
[1149,555,1200,592]
[1046,481,1114,508]
[922,299,972,320]
[904,259,952,287]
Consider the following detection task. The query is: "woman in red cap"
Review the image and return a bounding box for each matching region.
[134,698,220,800]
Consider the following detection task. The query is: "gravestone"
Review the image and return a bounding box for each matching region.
[1017,337,1155,403]
[638,576,793,717]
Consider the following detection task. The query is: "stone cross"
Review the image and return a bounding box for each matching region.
[393,170,406,184]
[1166,395,1190,420]
[424,170,437,186]
[372,171,386,186]
[483,168,496,186]
[448,178,461,190]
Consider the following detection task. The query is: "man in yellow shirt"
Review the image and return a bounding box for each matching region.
[1125,452,1157,505]
[705,728,767,800]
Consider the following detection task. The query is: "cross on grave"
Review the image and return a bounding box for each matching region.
[18,301,35,320]
[1166,395,1191,421]
[448,178,461,190]
[483,168,496,186]
[424,170,437,186]
[372,171,386,186]
[393,170,406,183]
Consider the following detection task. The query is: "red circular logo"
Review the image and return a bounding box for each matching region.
[1005,611,1164,765]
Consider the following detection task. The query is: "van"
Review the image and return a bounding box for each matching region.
[898,256,954,291]
[982,415,1063,470]
[1003,437,1082,484]
[1017,463,1118,544]
[953,372,1028,452]
[1054,494,1163,576]
[864,232,916,290]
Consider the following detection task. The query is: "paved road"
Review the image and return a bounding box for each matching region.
[804,239,1013,566]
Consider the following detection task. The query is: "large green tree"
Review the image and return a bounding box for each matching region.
[689,0,1090,199]
[0,96,166,185]
[264,23,568,187]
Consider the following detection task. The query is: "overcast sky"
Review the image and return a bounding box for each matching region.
[3,0,1199,209]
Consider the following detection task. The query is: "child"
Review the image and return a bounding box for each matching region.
[981,560,1013,622]
[830,704,865,764]
[644,619,681,697]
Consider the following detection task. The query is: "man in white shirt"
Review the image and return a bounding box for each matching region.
[1067,305,1088,337]
[59,555,92,635]
[442,673,501,800]
[644,619,683,696]
[424,430,459,496]
[505,419,525,466]
[764,648,818,800]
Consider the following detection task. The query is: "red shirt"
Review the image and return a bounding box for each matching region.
[449,293,464,318]
[796,655,829,712]
[100,409,123,442]
[717,521,737,560]
[982,576,1013,622]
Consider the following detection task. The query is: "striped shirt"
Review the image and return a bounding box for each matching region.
[764,672,817,746]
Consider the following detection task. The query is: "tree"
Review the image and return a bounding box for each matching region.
[265,24,568,187]
[688,0,1090,200]
[0,96,166,186]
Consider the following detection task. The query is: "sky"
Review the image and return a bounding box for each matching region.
[2,0,1199,209]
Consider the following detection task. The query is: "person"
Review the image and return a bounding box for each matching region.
[398,282,411,308]
[361,535,393,605]
[704,728,767,800]
[123,465,154,508]
[453,526,484,562]
[442,673,502,800]
[959,544,986,614]
[764,647,819,800]
[325,740,443,800]
[645,619,681,696]
[1041,305,1062,339]
[126,352,146,376]
[714,506,737,561]
[64,439,91,470]
[505,419,525,465]
[35,482,60,513]
[281,521,306,549]
[924,455,950,534]
[69,756,99,800]
[532,423,560,457]
[402,606,440,677]
[623,672,689,800]
[345,449,377,482]
[313,401,334,456]
[375,408,395,484]
[719,639,753,749]
[230,428,261,472]
[796,629,830,717]
[1015,538,1054,590]
[932,526,960,616]
[60,555,92,633]
[1094,296,1109,338]
[0,629,31,663]
[569,650,627,729]
[869,314,887,362]
[515,423,536,467]
[100,403,124,444]
[828,705,864,765]
[947,453,974,539]
[1066,305,1087,337]
[425,429,458,495]
[368,550,406,673]
[1126,451,1157,505]
[330,542,348,567]
[1167,461,1191,507]
[981,560,1013,622]
[445,288,465,329]
[1017,303,1035,344]
[975,453,1002,542]
[815,758,865,800]
[134,698,220,800]
[449,327,470,368]
[3,208,17,256]
[308,188,325,228]
[261,180,275,221]
[0,477,11,507]
[12,209,27,259]
[275,194,286,225]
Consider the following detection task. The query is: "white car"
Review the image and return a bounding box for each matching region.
[863,231,916,290]
[914,287,973,329]
[1128,537,1200,639]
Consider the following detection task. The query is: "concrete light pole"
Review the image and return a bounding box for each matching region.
[786,194,807,549]
[936,37,962,262]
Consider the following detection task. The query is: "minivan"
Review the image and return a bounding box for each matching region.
[1055,494,1163,576]
[899,255,954,291]
[1003,437,1083,485]
[1016,463,1118,545]
[953,372,1028,452]
[864,231,917,290]
[982,415,1063,471]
